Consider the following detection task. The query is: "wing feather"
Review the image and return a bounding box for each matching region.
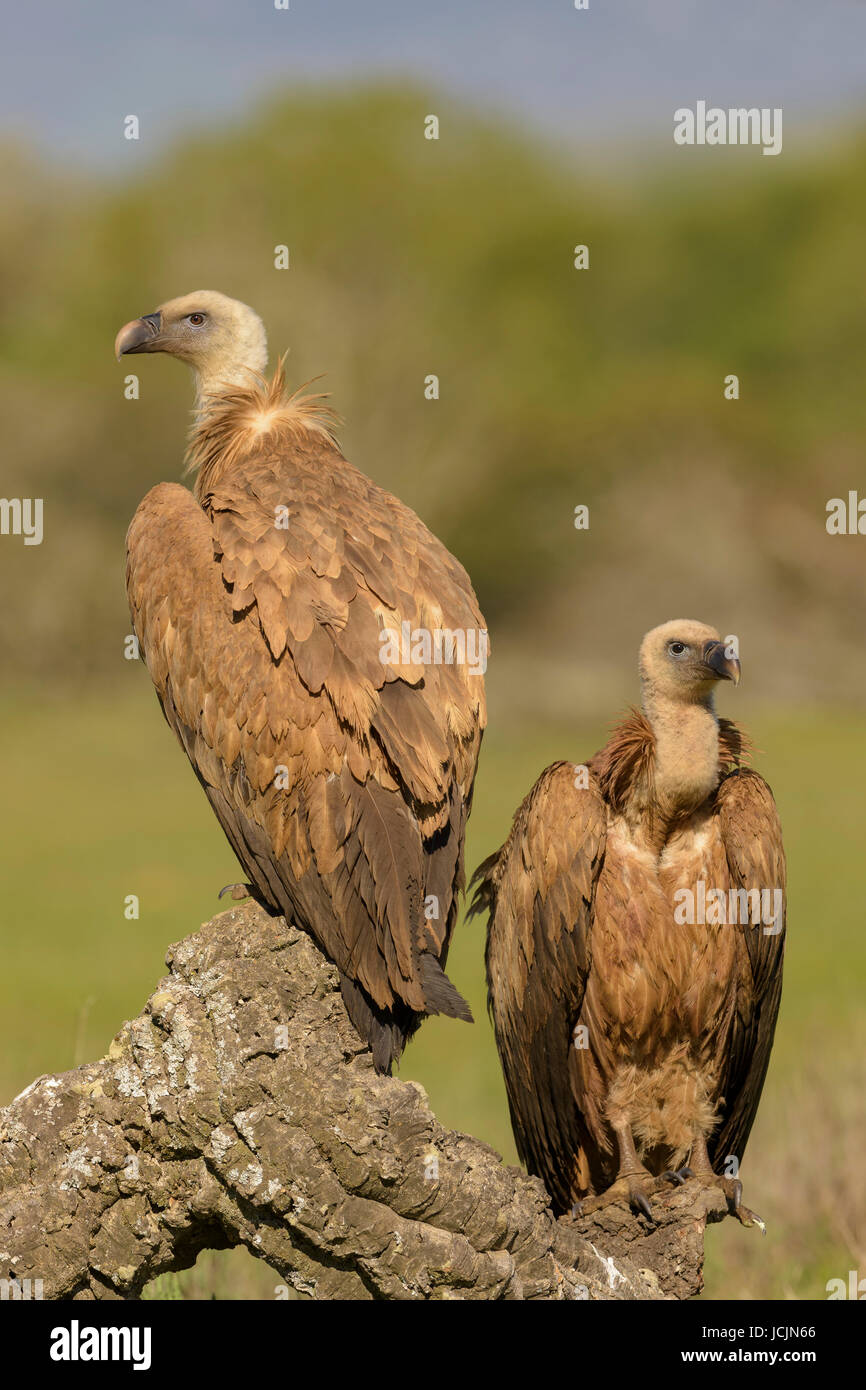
[711,768,786,1170]
[469,761,606,1212]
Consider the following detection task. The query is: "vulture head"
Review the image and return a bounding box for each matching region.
[638,620,741,816]
[114,290,268,396]
[639,619,740,709]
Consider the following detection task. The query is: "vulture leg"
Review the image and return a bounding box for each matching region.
[572,1124,668,1222]
[687,1134,767,1234]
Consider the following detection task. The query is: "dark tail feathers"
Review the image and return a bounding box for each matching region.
[339,954,472,1076]
[419,952,473,1023]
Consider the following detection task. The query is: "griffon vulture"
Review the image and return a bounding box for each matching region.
[117,290,487,1072]
[470,621,785,1225]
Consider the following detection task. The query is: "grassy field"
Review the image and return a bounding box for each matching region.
[0,682,862,1299]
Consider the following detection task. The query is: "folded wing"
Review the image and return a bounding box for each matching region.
[711,769,786,1170]
[126,422,486,1071]
[470,762,607,1211]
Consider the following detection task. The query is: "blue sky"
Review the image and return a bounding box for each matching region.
[4,0,866,167]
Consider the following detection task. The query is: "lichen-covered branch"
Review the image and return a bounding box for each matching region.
[0,903,725,1300]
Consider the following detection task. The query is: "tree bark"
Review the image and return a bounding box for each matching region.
[0,902,727,1300]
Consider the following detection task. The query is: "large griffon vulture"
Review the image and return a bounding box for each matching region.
[471,621,785,1226]
[117,290,487,1072]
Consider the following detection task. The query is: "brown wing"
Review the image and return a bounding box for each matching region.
[710,768,786,1170]
[127,428,486,1071]
[469,762,607,1213]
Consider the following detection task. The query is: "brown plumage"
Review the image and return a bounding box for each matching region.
[470,620,784,1223]
[118,290,487,1072]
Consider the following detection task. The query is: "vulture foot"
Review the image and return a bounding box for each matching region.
[712,1175,766,1233]
[572,1170,670,1223]
[218,882,255,901]
[685,1137,766,1232]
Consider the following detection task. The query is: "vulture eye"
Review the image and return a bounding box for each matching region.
[187,313,206,326]
[668,641,687,656]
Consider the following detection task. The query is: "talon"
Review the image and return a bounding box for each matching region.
[662,1166,692,1186]
[732,1201,766,1234]
[634,1191,655,1221]
[219,882,252,901]
[725,1177,744,1209]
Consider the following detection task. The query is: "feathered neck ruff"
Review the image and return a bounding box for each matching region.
[186,358,340,503]
[589,708,750,819]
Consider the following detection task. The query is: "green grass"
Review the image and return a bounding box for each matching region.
[0,685,862,1299]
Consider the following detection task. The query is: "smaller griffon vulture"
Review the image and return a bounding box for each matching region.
[471,621,785,1226]
[117,291,487,1073]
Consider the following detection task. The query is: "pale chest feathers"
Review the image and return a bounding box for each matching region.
[585,812,739,1054]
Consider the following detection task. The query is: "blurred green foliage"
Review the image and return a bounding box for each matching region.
[1,86,866,692]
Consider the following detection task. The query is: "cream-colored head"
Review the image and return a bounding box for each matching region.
[638,620,740,819]
[639,619,740,710]
[114,290,268,400]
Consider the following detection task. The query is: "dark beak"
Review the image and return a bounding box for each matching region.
[703,640,740,685]
[114,312,162,359]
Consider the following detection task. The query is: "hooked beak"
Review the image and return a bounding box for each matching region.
[114,312,162,360]
[703,640,740,686]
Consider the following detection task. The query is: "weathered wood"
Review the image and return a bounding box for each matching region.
[0,902,724,1300]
